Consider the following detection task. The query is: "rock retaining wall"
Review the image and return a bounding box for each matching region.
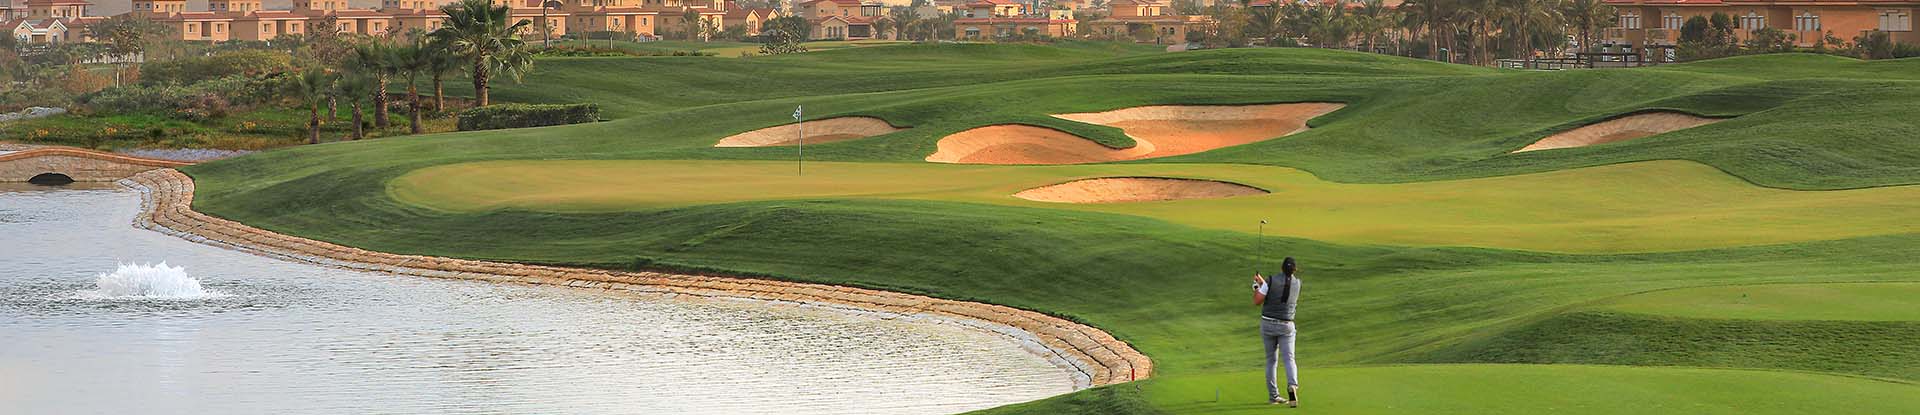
[121,169,1152,389]
[1,147,191,182]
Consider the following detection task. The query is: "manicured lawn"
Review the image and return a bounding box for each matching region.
[1124,365,1920,415]
[1599,283,1920,321]
[180,44,1920,414]
[389,160,1920,253]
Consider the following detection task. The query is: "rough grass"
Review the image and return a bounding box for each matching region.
[181,45,1920,414]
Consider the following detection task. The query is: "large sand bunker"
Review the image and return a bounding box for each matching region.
[1515,112,1723,152]
[1014,177,1269,203]
[715,116,904,147]
[928,103,1345,165]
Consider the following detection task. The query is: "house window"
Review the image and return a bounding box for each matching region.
[1883,10,1913,32]
[1794,13,1819,32]
[1739,12,1765,30]
[1621,13,1640,30]
[215,23,224,33]
[1663,14,1681,29]
[186,23,198,33]
[264,23,271,31]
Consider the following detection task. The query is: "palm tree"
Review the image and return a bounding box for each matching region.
[1561,0,1612,53]
[1353,0,1392,53]
[333,73,375,140]
[888,7,919,40]
[431,0,534,107]
[286,69,335,144]
[1399,0,1443,59]
[1245,0,1285,45]
[353,39,396,129]
[393,30,434,134]
[424,39,460,112]
[1504,0,1563,64]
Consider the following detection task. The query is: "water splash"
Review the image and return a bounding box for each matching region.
[80,262,225,299]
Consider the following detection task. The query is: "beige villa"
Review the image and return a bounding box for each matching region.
[3,0,747,44]
[1603,0,1918,55]
[1085,0,1213,44]
[953,0,1077,39]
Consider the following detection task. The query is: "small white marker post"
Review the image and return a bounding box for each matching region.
[793,105,804,176]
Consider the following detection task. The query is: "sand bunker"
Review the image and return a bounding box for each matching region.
[1515,112,1722,152]
[928,103,1343,165]
[715,116,904,147]
[1014,177,1269,203]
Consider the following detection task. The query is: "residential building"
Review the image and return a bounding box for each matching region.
[1603,0,1917,55]
[4,0,738,44]
[1085,0,1211,44]
[953,0,1077,39]
[796,0,881,39]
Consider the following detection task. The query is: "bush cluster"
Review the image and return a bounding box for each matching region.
[456,103,601,131]
[139,50,292,86]
[82,74,285,122]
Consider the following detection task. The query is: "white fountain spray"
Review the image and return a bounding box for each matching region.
[82,262,225,299]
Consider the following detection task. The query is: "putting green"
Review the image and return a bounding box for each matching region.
[1138,364,1920,415]
[1598,283,1920,321]
[388,159,1920,253]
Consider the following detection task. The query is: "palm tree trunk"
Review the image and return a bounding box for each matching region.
[408,82,423,135]
[432,73,445,112]
[307,105,321,145]
[472,56,490,107]
[351,101,364,140]
[327,95,338,121]
[373,75,389,128]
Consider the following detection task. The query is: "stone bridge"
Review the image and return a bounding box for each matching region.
[0,147,191,184]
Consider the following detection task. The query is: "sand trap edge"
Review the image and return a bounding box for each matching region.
[1514,111,1726,153]
[1014,176,1271,204]
[715,116,907,148]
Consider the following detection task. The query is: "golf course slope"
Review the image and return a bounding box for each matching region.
[178,45,1920,415]
[1013,177,1268,203]
[715,117,905,147]
[1516,111,1724,152]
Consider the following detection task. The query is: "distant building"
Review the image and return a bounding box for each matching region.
[953,0,1076,39]
[1084,0,1211,44]
[1601,0,1917,56]
[2,0,739,44]
[795,0,881,39]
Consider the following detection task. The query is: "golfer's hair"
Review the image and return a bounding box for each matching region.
[1281,257,1297,277]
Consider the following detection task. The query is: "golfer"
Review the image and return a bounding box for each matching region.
[1252,257,1302,407]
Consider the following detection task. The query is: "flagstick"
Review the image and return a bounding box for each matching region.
[796,113,804,176]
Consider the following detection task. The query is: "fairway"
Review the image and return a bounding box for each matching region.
[390,159,1920,253]
[179,45,1920,414]
[1599,283,1920,321]
[1132,365,1920,415]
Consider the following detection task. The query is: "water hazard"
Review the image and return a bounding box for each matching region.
[0,184,1075,414]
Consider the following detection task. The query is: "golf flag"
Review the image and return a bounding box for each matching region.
[792,105,803,121]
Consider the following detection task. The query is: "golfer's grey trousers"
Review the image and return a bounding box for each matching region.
[1260,318,1298,400]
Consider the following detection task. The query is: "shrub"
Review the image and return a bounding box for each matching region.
[456,103,600,131]
[140,50,291,86]
[81,74,270,119]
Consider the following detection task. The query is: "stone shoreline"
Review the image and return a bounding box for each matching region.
[120,168,1152,390]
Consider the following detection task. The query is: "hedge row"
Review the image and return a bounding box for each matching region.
[455,103,601,131]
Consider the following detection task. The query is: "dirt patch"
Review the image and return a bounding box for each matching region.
[715,117,905,147]
[1015,177,1269,203]
[1515,112,1723,152]
[929,103,1344,165]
